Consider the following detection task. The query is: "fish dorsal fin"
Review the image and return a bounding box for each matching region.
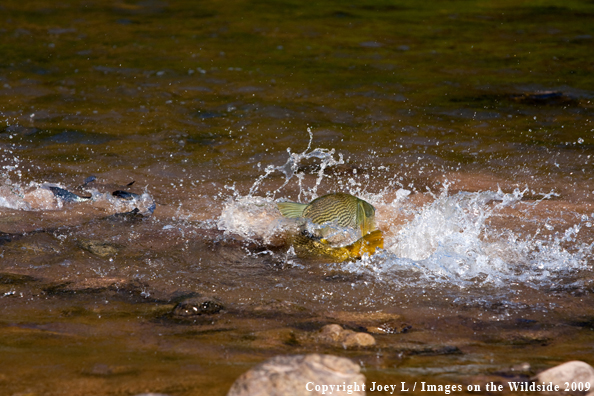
[277,201,308,218]
[356,199,376,236]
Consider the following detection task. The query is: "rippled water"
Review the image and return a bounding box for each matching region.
[1,0,594,395]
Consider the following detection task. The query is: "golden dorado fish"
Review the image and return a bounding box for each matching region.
[291,229,384,261]
[277,192,383,259]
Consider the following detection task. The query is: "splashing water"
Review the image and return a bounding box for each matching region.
[219,129,348,242]
[219,133,594,290]
[0,174,155,215]
[248,128,344,201]
[344,186,593,289]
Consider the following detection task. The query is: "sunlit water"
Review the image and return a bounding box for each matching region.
[1,0,594,395]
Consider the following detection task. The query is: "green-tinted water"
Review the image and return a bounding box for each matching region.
[1,0,593,395]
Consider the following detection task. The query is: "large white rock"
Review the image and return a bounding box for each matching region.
[227,354,366,396]
[535,361,594,395]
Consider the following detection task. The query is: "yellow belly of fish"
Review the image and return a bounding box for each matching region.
[293,230,384,261]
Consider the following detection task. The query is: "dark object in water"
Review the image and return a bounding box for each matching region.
[0,272,38,285]
[83,175,96,186]
[112,190,140,200]
[49,186,91,202]
[173,297,224,317]
[112,190,156,215]
[0,233,13,246]
[510,91,576,105]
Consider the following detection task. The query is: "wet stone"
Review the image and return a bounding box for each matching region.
[534,361,594,395]
[227,354,366,396]
[319,324,343,342]
[173,297,224,317]
[78,239,121,257]
[317,324,376,348]
[341,332,376,348]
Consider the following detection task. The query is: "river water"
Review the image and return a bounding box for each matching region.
[1,1,593,395]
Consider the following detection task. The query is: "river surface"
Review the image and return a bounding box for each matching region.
[1,1,593,395]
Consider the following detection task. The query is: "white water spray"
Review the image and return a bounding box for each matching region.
[218,132,593,290]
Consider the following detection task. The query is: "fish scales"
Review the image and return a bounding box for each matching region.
[276,192,383,259]
[304,193,358,228]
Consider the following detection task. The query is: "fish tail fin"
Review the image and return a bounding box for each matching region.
[277,201,308,218]
[347,230,384,257]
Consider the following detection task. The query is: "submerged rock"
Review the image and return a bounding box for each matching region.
[78,239,121,257]
[534,361,594,395]
[172,297,224,316]
[317,324,376,348]
[341,332,376,348]
[318,324,343,341]
[227,354,366,396]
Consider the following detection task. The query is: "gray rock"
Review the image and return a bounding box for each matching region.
[535,361,594,395]
[227,354,366,396]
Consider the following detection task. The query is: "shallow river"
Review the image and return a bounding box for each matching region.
[1,1,593,395]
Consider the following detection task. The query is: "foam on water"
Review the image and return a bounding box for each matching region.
[218,134,594,290]
[0,178,156,215]
[218,195,297,244]
[344,186,593,289]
